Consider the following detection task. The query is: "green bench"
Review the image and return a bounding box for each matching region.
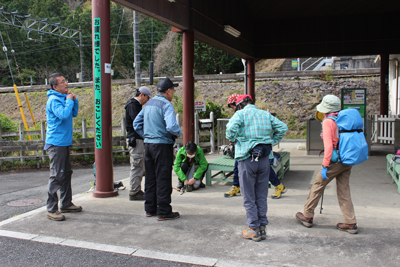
[386,154,400,194]
[206,151,290,186]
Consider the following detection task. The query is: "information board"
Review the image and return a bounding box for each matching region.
[195,100,206,112]
[341,88,367,119]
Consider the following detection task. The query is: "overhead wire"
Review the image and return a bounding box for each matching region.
[111,8,125,67]
[0,29,15,84]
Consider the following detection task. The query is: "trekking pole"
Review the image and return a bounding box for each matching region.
[320,190,324,214]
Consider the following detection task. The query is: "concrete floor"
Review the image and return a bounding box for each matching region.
[0,142,399,267]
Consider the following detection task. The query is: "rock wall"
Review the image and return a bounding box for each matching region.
[0,76,380,139]
[187,77,380,138]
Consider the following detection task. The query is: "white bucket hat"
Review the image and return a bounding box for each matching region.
[316,95,340,114]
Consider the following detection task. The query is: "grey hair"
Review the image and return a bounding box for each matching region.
[49,73,63,90]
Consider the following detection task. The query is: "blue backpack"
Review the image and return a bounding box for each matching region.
[327,109,369,166]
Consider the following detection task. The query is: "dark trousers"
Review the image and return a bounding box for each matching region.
[144,143,174,215]
[269,166,280,186]
[179,162,208,189]
[233,161,280,187]
[233,160,240,187]
[47,146,73,212]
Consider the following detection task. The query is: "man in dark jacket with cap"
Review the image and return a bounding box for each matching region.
[134,78,182,221]
[125,86,151,200]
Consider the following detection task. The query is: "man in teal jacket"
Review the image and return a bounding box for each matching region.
[174,141,208,192]
[45,73,81,221]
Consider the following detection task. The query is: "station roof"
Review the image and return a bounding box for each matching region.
[113,0,400,59]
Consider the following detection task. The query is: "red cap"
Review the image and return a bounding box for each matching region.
[227,93,240,106]
[236,94,253,105]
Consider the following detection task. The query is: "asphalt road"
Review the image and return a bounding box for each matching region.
[0,236,202,267]
[0,164,130,221]
[0,165,204,267]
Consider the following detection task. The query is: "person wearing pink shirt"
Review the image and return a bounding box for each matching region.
[296,95,358,234]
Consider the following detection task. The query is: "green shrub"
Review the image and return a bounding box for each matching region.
[0,113,18,141]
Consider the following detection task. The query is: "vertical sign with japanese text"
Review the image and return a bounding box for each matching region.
[94,18,102,149]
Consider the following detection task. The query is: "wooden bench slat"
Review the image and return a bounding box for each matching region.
[206,152,290,186]
[386,154,400,194]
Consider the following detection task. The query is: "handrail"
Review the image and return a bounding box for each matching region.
[303,57,324,71]
[300,57,312,71]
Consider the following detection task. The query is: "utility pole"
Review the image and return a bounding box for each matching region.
[133,11,141,87]
[79,26,84,82]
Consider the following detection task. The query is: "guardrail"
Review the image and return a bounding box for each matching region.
[0,69,381,93]
[0,113,217,165]
[0,117,128,165]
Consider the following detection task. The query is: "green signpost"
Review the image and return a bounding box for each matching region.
[341,88,367,118]
[341,88,367,133]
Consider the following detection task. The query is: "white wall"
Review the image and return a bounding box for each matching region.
[389,55,400,115]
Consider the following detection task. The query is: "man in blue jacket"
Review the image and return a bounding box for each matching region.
[45,73,81,221]
[134,78,182,221]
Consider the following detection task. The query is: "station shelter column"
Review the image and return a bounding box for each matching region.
[92,0,118,198]
[380,54,389,116]
[246,59,255,102]
[182,30,195,144]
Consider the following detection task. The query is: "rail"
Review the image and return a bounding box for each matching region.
[0,69,381,93]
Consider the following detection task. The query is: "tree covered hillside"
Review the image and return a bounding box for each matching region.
[0,0,243,87]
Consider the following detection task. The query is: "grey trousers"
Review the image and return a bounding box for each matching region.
[127,139,144,194]
[46,146,73,212]
[238,156,270,229]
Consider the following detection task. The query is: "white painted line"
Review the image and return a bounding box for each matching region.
[133,249,218,266]
[0,229,38,240]
[216,259,281,267]
[60,239,137,255]
[32,235,65,244]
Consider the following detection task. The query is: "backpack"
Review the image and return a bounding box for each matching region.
[326,109,369,166]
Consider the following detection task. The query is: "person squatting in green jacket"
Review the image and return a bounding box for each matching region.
[174,141,209,192]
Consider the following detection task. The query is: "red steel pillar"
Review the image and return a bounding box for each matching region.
[380,54,389,115]
[92,0,117,198]
[246,59,255,102]
[182,30,195,144]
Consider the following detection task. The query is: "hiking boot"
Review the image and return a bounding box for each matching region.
[242,227,262,242]
[146,211,157,217]
[60,204,82,213]
[260,225,267,240]
[47,211,65,221]
[296,212,313,228]
[271,183,287,199]
[199,182,206,188]
[224,186,241,198]
[157,212,180,221]
[129,190,145,201]
[336,223,358,234]
[186,185,193,192]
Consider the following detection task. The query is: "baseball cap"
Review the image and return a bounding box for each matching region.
[157,78,179,92]
[138,86,152,98]
[236,94,253,105]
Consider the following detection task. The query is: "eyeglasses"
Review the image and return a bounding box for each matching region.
[58,80,67,84]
